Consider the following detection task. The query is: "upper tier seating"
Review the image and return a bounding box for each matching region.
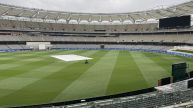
[0,19,158,32]
[0,34,193,44]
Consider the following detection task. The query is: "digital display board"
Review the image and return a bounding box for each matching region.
[159,15,191,29]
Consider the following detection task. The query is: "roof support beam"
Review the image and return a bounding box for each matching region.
[16,10,25,17]
[181,6,193,12]
[44,14,49,19]
[66,14,72,24]
[145,12,157,19]
[99,16,102,22]
[127,15,135,24]
[77,17,81,24]
[66,13,71,21]
[88,16,92,22]
[109,16,113,22]
[186,4,193,8]
[31,11,39,18]
[55,14,61,20]
[172,8,190,16]
[156,10,168,18]
[136,14,147,21]
[150,12,164,19]
[1,8,11,15]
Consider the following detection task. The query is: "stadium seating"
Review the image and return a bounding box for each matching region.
[0,33,193,44]
[0,19,158,32]
[54,80,193,108]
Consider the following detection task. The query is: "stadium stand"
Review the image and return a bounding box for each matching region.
[22,78,193,108]
[17,79,193,108]
[0,33,193,44]
[0,19,158,32]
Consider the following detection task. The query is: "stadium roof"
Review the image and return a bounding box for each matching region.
[0,0,193,24]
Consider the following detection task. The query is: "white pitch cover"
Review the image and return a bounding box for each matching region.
[51,54,93,62]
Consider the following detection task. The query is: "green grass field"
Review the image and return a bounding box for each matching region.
[0,50,193,107]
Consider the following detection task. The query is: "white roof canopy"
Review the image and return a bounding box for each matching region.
[0,0,193,24]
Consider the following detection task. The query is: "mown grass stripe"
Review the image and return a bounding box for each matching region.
[18,50,98,79]
[0,50,72,64]
[0,50,193,107]
[0,50,83,102]
[106,51,149,95]
[130,52,170,86]
[0,77,39,90]
[0,50,78,76]
[143,52,193,73]
[53,50,119,102]
[0,50,59,65]
[0,50,103,107]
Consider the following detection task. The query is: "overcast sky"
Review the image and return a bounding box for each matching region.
[0,0,191,13]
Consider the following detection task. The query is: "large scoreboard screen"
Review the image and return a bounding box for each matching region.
[159,15,191,29]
